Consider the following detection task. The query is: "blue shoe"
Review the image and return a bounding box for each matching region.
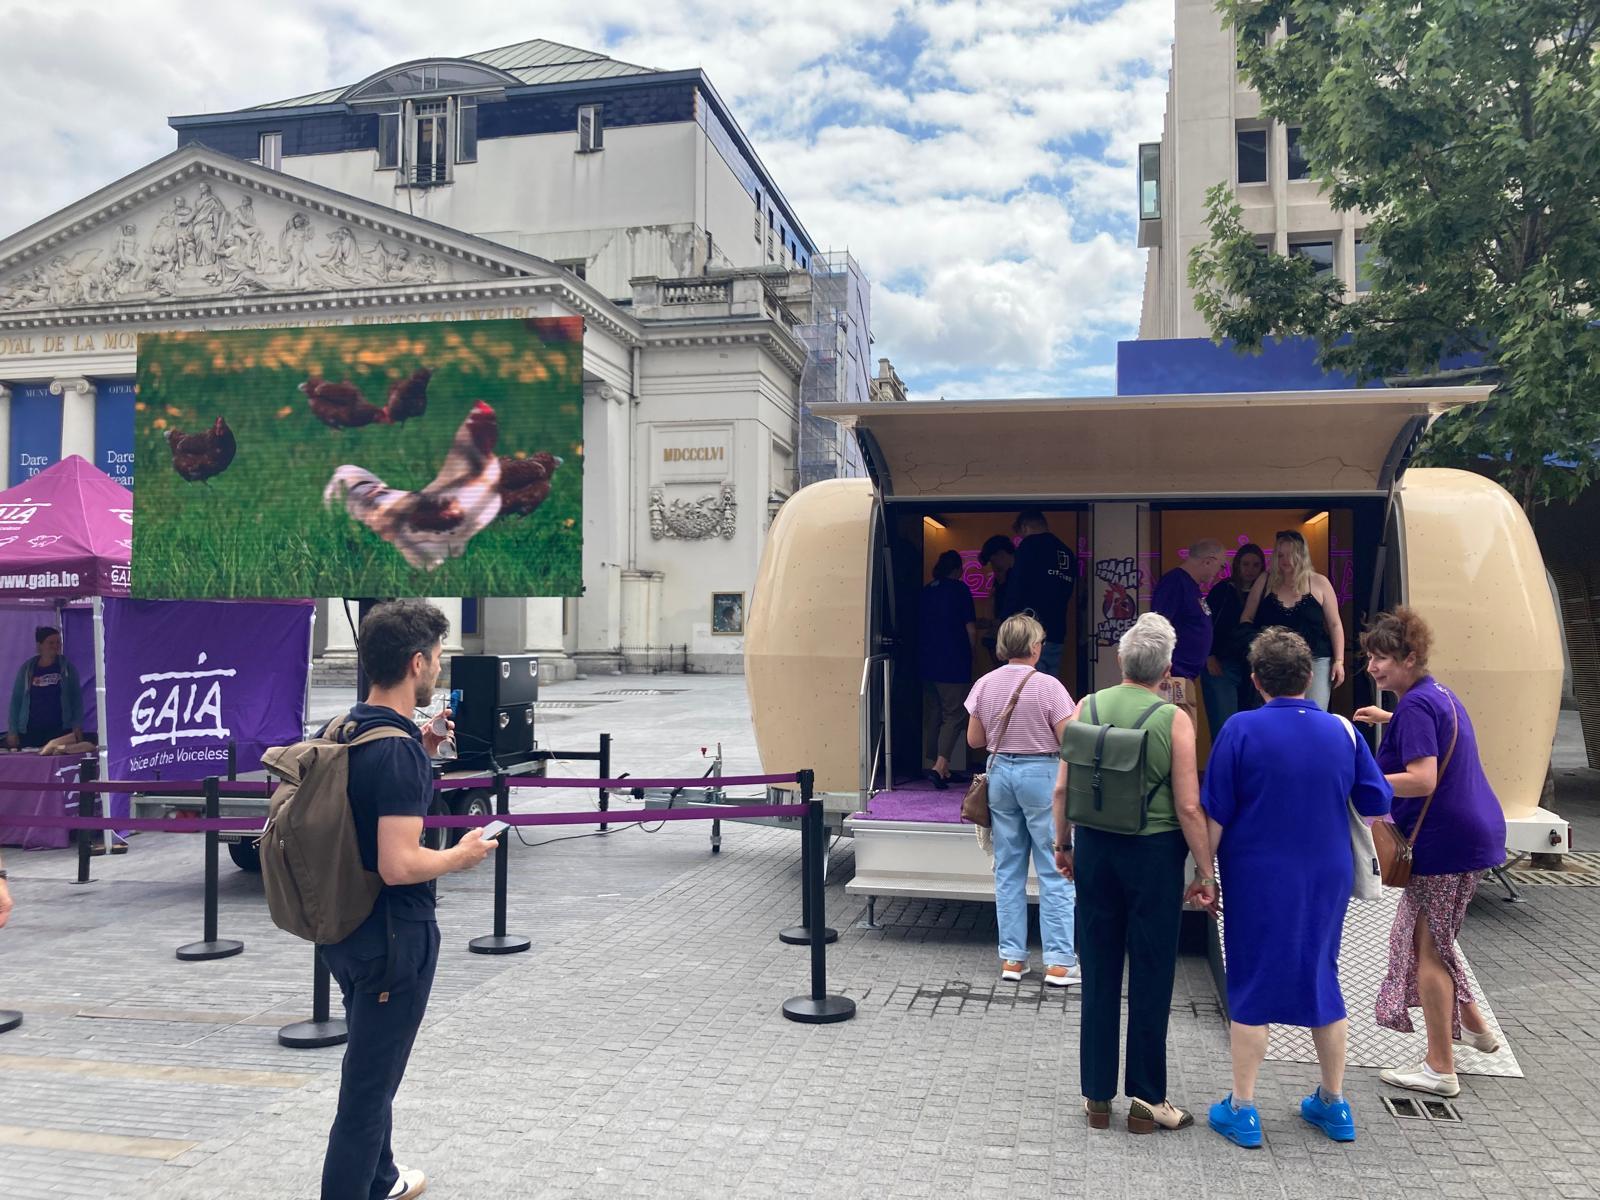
[1300,1089,1356,1142]
[1207,1094,1263,1148]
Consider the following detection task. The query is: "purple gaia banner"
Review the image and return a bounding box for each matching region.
[103,599,311,781]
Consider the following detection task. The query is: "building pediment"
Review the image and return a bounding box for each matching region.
[0,146,553,320]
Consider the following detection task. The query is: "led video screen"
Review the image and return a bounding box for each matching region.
[132,317,583,598]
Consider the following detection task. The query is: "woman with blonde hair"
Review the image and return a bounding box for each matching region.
[1356,607,1505,1098]
[965,613,1078,987]
[1242,530,1344,709]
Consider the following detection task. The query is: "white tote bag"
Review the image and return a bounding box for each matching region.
[1337,714,1383,902]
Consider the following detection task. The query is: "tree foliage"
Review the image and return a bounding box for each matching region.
[1188,0,1600,510]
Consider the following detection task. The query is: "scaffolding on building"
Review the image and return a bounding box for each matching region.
[796,251,871,489]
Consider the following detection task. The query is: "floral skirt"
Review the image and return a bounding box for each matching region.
[1375,871,1483,1038]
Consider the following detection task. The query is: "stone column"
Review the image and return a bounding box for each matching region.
[428,597,465,653]
[49,377,96,464]
[482,598,574,680]
[0,385,10,489]
[574,378,627,675]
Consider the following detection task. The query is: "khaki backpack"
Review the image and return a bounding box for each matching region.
[259,717,412,944]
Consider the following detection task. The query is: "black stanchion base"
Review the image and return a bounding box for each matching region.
[68,877,95,887]
[468,934,532,955]
[176,939,244,962]
[278,1019,348,1049]
[0,1010,21,1034]
[782,995,856,1025]
[779,925,838,945]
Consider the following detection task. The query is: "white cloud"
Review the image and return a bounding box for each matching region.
[0,1,1174,395]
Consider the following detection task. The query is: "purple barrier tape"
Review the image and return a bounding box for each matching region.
[10,804,800,835]
[434,773,799,791]
[0,779,274,798]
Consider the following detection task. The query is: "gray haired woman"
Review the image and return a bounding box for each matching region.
[1054,612,1216,1133]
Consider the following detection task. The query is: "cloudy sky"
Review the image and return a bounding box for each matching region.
[0,1,1174,399]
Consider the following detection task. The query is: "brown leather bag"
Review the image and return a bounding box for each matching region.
[961,670,1036,828]
[1373,693,1460,888]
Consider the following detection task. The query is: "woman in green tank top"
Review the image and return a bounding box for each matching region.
[1052,612,1217,1135]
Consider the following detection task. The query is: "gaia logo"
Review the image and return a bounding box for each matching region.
[130,651,237,747]
[0,500,49,531]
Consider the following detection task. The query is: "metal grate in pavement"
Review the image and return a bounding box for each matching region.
[1382,1095,1462,1123]
[596,688,688,696]
[1220,888,1523,1078]
[535,700,613,710]
[1506,851,1600,887]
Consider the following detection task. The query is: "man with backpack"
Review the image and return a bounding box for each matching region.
[313,601,495,1200]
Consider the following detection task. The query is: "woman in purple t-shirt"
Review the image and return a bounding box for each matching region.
[1355,607,1506,1100]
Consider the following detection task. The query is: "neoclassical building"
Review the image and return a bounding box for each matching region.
[0,39,878,676]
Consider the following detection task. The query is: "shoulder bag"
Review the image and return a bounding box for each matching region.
[1336,715,1382,902]
[1371,693,1460,889]
[961,670,1035,828]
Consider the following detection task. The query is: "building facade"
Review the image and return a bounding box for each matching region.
[1136,0,1370,340]
[0,39,882,677]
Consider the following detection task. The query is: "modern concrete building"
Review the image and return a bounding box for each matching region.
[1136,0,1371,340]
[0,38,885,677]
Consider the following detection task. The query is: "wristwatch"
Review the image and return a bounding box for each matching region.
[1053,842,1072,853]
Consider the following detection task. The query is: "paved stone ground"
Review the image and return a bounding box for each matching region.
[1,678,1597,1199]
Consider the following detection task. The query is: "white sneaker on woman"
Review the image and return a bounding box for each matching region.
[1379,1062,1461,1098]
[1453,1027,1500,1055]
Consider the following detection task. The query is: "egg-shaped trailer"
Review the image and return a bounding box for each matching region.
[746,387,1567,911]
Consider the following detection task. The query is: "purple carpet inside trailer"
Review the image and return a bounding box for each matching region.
[859,778,966,824]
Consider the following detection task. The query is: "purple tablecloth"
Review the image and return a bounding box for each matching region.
[0,753,99,849]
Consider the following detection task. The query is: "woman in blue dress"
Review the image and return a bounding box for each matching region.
[1200,629,1392,1148]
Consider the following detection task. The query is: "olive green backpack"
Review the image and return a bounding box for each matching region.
[1059,695,1171,835]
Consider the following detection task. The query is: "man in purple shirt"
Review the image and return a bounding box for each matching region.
[1149,539,1226,730]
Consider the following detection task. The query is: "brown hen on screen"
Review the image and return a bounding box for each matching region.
[497,451,564,516]
[299,376,391,429]
[167,417,237,482]
[323,402,502,571]
[383,367,432,424]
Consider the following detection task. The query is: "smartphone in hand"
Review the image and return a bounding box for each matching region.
[478,819,509,841]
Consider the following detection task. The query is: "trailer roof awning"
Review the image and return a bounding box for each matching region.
[810,387,1493,501]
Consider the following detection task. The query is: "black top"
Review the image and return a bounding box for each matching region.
[344,702,436,922]
[1256,590,1334,658]
[1208,582,1248,665]
[1009,532,1077,644]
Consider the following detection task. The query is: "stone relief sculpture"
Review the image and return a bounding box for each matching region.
[649,483,738,541]
[0,181,451,311]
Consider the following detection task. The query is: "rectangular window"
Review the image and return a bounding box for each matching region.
[258,131,282,172]
[1354,239,1376,292]
[1289,239,1336,277]
[1286,126,1311,180]
[457,97,478,163]
[577,104,603,152]
[1237,127,1268,184]
[556,258,587,281]
[753,195,762,242]
[766,229,774,261]
[378,109,400,170]
[1138,142,1162,220]
[411,100,449,184]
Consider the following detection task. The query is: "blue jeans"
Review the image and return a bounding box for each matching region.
[1038,641,1064,678]
[1201,659,1245,735]
[988,753,1075,965]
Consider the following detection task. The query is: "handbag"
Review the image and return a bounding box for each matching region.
[1336,715,1382,902]
[1372,692,1460,889]
[961,670,1036,828]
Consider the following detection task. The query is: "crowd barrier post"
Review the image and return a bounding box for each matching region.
[69,758,100,886]
[598,733,612,833]
[469,771,531,955]
[782,783,856,1025]
[779,770,836,946]
[176,776,245,962]
[278,947,348,1048]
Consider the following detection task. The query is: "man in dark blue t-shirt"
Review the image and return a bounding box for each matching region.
[320,601,495,1200]
[1150,538,1226,733]
[1008,511,1077,678]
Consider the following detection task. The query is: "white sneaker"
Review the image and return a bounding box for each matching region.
[1454,1027,1500,1054]
[1044,964,1081,988]
[387,1166,427,1200]
[1379,1062,1461,1098]
[1000,960,1025,982]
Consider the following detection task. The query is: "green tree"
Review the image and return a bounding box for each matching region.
[1188,0,1600,512]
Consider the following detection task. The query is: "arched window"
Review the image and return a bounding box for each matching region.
[347,59,517,186]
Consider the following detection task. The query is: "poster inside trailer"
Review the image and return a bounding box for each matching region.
[132,317,583,598]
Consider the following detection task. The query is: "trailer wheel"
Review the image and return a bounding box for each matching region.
[448,789,495,848]
[423,797,451,852]
[228,839,262,872]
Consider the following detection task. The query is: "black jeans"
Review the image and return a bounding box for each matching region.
[1075,826,1188,1104]
[320,913,440,1200]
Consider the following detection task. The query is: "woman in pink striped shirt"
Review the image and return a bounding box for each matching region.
[965,613,1078,987]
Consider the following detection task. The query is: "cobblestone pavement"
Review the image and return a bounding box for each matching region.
[1,679,1597,1199]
